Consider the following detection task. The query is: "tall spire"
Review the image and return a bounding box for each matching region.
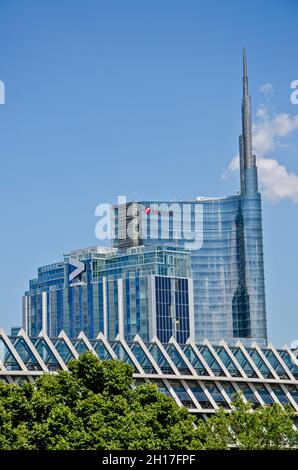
[242,47,248,97]
[239,48,258,194]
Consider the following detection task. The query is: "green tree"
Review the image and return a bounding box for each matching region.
[195,394,298,450]
[68,352,133,395]
[0,352,297,450]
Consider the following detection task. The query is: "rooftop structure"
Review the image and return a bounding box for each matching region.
[2,329,298,417]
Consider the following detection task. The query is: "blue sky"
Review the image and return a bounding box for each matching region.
[0,0,297,346]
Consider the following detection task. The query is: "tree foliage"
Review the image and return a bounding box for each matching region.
[0,352,297,449]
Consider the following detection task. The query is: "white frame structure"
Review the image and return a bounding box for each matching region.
[0,329,298,416]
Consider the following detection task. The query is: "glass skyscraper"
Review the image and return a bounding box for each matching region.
[23,245,194,343]
[112,50,267,346]
[23,51,267,347]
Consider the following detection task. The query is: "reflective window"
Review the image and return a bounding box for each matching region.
[71,340,89,355]
[0,337,21,370]
[261,349,289,380]
[187,381,213,409]
[129,342,157,374]
[32,338,61,371]
[286,385,298,404]
[230,347,258,378]
[110,341,137,371]
[246,348,273,379]
[237,383,260,408]
[203,381,230,409]
[11,337,42,371]
[276,350,298,379]
[54,339,75,363]
[168,380,195,408]
[146,343,174,374]
[164,344,191,375]
[181,345,207,376]
[270,384,289,405]
[253,384,274,405]
[90,340,112,361]
[0,377,9,384]
[13,376,30,385]
[198,346,225,376]
[150,379,171,396]
[221,382,237,402]
[133,379,147,387]
[214,346,242,377]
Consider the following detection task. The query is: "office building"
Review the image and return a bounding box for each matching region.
[23,245,194,343]
[112,50,267,346]
[23,51,266,347]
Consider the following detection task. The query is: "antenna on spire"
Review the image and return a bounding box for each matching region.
[242,47,249,97]
[239,48,258,193]
[243,47,247,77]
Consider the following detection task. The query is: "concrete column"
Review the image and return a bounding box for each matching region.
[42,291,47,333]
[103,276,108,337]
[188,278,195,341]
[148,275,157,340]
[22,296,29,333]
[117,278,124,338]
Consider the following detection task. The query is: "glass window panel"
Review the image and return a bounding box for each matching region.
[253,384,274,405]
[198,346,225,376]
[90,340,112,361]
[32,338,61,371]
[237,383,260,408]
[164,344,191,375]
[168,380,195,408]
[270,384,289,405]
[110,341,137,371]
[181,345,207,376]
[230,347,258,378]
[286,385,298,404]
[0,377,9,384]
[13,377,30,385]
[11,337,42,371]
[187,381,213,409]
[246,348,273,379]
[203,381,230,409]
[71,340,89,355]
[150,379,171,396]
[54,339,75,363]
[221,382,237,402]
[261,349,289,380]
[129,342,157,374]
[133,379,147,388]
[146,343,174,374]
[0,337,21,370]
[214,346,242,377]
[276,350,298,379]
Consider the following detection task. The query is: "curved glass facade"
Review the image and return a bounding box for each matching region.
[112,194,267,346]
[112,52,267,346]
